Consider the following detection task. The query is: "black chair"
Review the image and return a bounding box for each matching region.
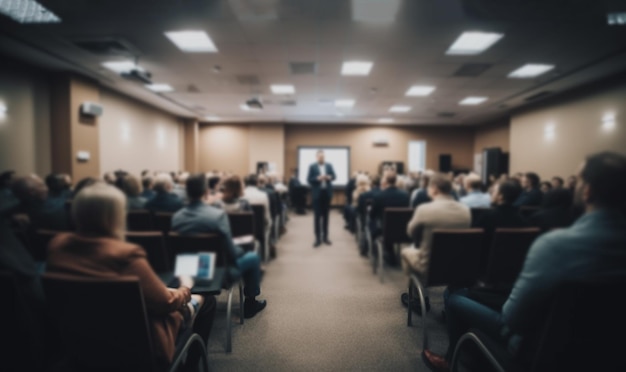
[28,229,61,262]
[126,232,170,273]
[250,205,269,262]
[374,207,414,283]
[153,212,174,234]
[165,232,243,353]
[470,208,492,227]
[451,280,626,372]
[482,228,541,288]
[519,206,540,220]
[42,273,209,372]
[407,229,484,351]
[228,211,256,252]
[64,200,75,230]
[127,210,154,231]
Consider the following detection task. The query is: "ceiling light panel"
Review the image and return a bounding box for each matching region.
[378,118,394,123]
[270,85,295,95]
[446,32,503,55]
[341,61,373,76]
[608,12,626,25]
[389,105,411,112]
[352,0,401,23]
[102,61,139,74]
[335,99,355,108]
[406,86,436,96]
[0,0,61,23]
[508,64,555,78]
[164,31,218,53]
[459,97,488,105]
[145,84,174,92]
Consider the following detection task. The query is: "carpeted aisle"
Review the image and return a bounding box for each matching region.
[207,209,448,371]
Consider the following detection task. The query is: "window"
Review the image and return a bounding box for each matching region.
[408,140,426,172]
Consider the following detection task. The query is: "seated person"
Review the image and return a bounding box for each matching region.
[258,174,280,226]
[369,170,410,243]
[345,174,370,232]
[243,174,272,237]
[120,174,147,210]
[477,180,528,233]
[33,173,72,230]
[145,174,184,213]
[172,172,189,202]
[357,175,381,219]
[211,175,251,212]
[551,176,564,190]
[528,188,575,231]
[540,181,552,194]
[410,173,433,209]
[141,176,156,200]
[422,152,626,371]
[172,174,267,318]
[46,182,216,367]
[459,174,490,208]
[401,174,471,310]
[513,172,543,207]
[71,177,98,199]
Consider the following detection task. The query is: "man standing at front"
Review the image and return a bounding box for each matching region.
[307,150,336,247]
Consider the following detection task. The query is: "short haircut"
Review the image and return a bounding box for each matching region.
[371,175,381,188]
[525,172,540,188]
[120,174,142,197]
[208,176,221,190]
[45,173,69,195]
[552,176,564,187]
[186,173,207,200]
[72,177,98,198]
[73,182,126,240]
[258,174,268,186]
[429,173,452,194]
[0,170,15,188]
[497,180,522,205]
[244,174,258,187]
[222,175,244,199]
[153,173,173,193]
[464,174,483,191]
[581,152,626,208]
[142,176,153,190]
[540,181,552,191]
[384,171,397,186]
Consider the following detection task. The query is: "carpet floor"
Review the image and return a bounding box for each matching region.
[207,210,449,372]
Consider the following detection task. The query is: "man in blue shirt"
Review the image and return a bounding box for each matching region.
[145,174,184,213]
[422,152,626,371]
[459,174,491,208]
[172,174,267,318]
[513,172,543,207]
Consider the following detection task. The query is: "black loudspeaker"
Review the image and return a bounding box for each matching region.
[481,148,509,185]
[439,154,452,172]
[379,161,405,175]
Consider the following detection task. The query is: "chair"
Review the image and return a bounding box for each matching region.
[374,207,414,283]
[470,208,492,227]
[127,210,154,231]
[407,229,484,351]
[28,229,61,262]
[126,232,170,273]
[166,232,243,353]
[519,206,540,219]
[482,228,541,288]
[450,280,626,372]
[153,212,174,234]
[42,273,209,372]
[250,204,270,262]
[228,211,257,252]
[64,200,75,230]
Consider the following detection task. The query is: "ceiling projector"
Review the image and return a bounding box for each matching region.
[121,68,152,85]
[244,97,263,110]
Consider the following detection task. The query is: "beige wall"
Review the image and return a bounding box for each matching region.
[474,120,510,154]
[249,124,285,175]
[0,65,51,176]
[99,88,183,176]
[510,82,626,179]
[70,76,101,181]
[199,124,250,175]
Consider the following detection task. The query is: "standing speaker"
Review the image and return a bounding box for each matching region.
[439,154,452,172]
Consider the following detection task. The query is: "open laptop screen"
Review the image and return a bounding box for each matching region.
[174,253,216,280]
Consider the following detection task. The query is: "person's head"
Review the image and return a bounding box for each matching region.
[316,149,325,164]
[73,182,126,240]
[141,169,150,177]
[522,172,540,190]
[186,173,207,201]
[540,181,552,194]
[178,172,189,186]
[153,173,174,194]
[11,175,48,205]
[72,177,98,198]
[356,174,370,189]
[381,171,397,189]
[551,176,564,189]
[491,180,523,206]
[120,174,143,197]
[142,176,153,191]
[574,152,626,212]
[542,188,572,210]
[208,176,221,191]
[428,173,453,198]
[222,175,244,201]
[103,172,116,185]
[463,174,483,192]
[244,174,258,187]
[257,174,268,187]
[371,175,381,188]
[0,170,15,189]
[45,173,71,196]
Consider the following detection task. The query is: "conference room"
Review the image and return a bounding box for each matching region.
[2,1,626,371]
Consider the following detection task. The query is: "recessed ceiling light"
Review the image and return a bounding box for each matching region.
[406,85,436,96]
[389,105,411,113]
[352,0,401,23]
[544,123,556,140]
[459,97,488,105]
[164,30,218,53]
[335,99,355,108]
[508,64,555,78]
[145,84,174,93]
[446,32,504,55]
[608,12,626,25]
[102,61,139,74]
[378,118,394,123]
[341,61,374,76]
[0,0,61,23]
[270,85,295,95]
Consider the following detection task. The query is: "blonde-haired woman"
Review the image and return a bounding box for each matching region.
[352,174,371,207]
[46,182,216,367]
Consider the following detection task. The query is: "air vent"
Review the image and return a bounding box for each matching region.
[437,112,456,118]
[524,91,552,102]
[290,62,317,75]
[187,84,201,93]
[73,38,139,57]
[453,63,492,77]
[236,74,261,86]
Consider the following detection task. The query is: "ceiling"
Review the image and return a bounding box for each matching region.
[1,0,626,125]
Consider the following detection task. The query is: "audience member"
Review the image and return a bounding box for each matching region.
[103,172,116,185]
[212,175,251,213]
[453,174,467,198]
[208,176,221,195]
[422,152,626,371]
[172,172,189,202]
[257,174,280,225]
[46,182,216,366]
[513,172,543,207]
[352,174,371,207]
[72,177,97,198]
[141,176,156,200]
[551,176,564,189]
[29,173,72,230]
[459,174,490,208]
[172,174,267,318]
[120,174,147,210]
[243,174,272,236]
[528,188,575,231]
[410,172,433,209]
[144,174,184,213]
[540,181,552,194]
[357,175,381,219]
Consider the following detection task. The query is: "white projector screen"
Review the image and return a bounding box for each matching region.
[298,146,350,187]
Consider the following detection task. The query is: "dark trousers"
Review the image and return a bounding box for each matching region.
[176,295,217,348]
[313,192,330,240]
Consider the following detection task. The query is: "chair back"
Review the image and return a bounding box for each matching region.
[153,212,174,234]
[470,208,492,227]
[165,232,226,266]
[126,232,170,273]
[64,200,75,230]
[227,211,255,238]
[29,229,60,261]
[483,228,540,286]
[382,207,414,245]
[250,205,266,241]
[127,210,154,231]
[42,273,156,372]
[427,229,484,287]
[519,206,540,219]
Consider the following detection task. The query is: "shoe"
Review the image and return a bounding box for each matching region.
[313,240,321,248]
[421,349,450,372]
[244,299,267,319]
[323,239,332,245]
[401,293,430,316]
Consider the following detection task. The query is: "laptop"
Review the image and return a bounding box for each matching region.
[174,252,216,284]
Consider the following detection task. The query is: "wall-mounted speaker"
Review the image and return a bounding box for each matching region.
[80,102,103,117]
[439,154,452,172]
